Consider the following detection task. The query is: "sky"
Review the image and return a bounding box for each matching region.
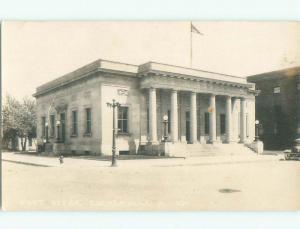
[2,21,300,100]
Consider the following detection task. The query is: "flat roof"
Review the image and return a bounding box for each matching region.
[247,66,300,82]
[139,62,247,84]
[34,58,249,97]
[34,59,138,96]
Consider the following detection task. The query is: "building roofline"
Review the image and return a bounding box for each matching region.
[34,58,249,97]
[138,61,248,85]
[247,65,300,81]
[33,59,138,97]
[144,61,244,79]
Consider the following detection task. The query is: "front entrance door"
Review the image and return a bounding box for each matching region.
[60,113,66,143]
[186,111,191,143]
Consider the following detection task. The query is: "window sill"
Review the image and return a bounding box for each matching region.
[70,134,78,138]
[84,133,92,137]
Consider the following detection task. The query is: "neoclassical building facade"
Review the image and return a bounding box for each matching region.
[34,59,257,156]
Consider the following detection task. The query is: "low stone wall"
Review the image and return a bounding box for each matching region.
[246,140,264,154]
[139,143,162,156]
[139,142,188,158]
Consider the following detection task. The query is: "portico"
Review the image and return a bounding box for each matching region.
[139,62,256,151]
[145,88,250,145]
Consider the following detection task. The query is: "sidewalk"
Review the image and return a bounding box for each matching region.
[2,151,283,169]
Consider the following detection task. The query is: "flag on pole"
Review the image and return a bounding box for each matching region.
[190,22,204,68]
[191,23,204,35]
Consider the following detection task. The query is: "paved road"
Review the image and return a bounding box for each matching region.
[2,152,300,211]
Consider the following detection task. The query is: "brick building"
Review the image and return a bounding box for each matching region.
[33,59,258,156]
[248,66,300,150]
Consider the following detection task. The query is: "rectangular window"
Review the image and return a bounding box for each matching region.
[273,86,280,94]
[50,115,55,137]
[41,116,46,137]
[220,114,226,135]
[29,137,32,147]
[205,112,209,135]
[167,110,171,134]
[85,108,92,134]
[72,110,78,136]
[118,106,129,133]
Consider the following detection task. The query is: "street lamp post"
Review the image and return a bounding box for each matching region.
[255,120,260,141]
[163,115,168,142]
[106,99,121,167]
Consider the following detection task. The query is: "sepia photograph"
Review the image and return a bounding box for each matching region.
[1,21,300,211]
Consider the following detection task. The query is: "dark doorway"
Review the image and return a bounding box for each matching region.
[60,113,66,143]
[186,111,190,143]
[220,114,226,135]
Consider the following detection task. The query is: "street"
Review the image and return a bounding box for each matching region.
[2,152,300,211]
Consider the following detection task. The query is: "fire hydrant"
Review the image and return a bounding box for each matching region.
[59,155,64,164]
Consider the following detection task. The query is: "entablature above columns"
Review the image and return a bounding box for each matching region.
[140,74,255,99]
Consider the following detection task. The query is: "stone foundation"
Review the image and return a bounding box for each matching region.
[139,142,189,157]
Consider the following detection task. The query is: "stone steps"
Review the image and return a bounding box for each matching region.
[185,143,255,157]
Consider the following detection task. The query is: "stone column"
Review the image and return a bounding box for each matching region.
[149,88,158,144]
[225,96,233,143]
[209,94,217,143]
[171,90,179,143]
[231,97,239,142]
[190,92,197,143]
[240,98,246,143]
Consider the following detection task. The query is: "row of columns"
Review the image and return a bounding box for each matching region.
[148,88,247,144]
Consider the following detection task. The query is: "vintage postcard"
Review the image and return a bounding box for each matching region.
[1,21,300,211]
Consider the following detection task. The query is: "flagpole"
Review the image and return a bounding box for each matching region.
[190,21,193,68]
[190,23,204,69]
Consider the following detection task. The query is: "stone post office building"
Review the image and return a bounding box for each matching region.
[33,59,258,156]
